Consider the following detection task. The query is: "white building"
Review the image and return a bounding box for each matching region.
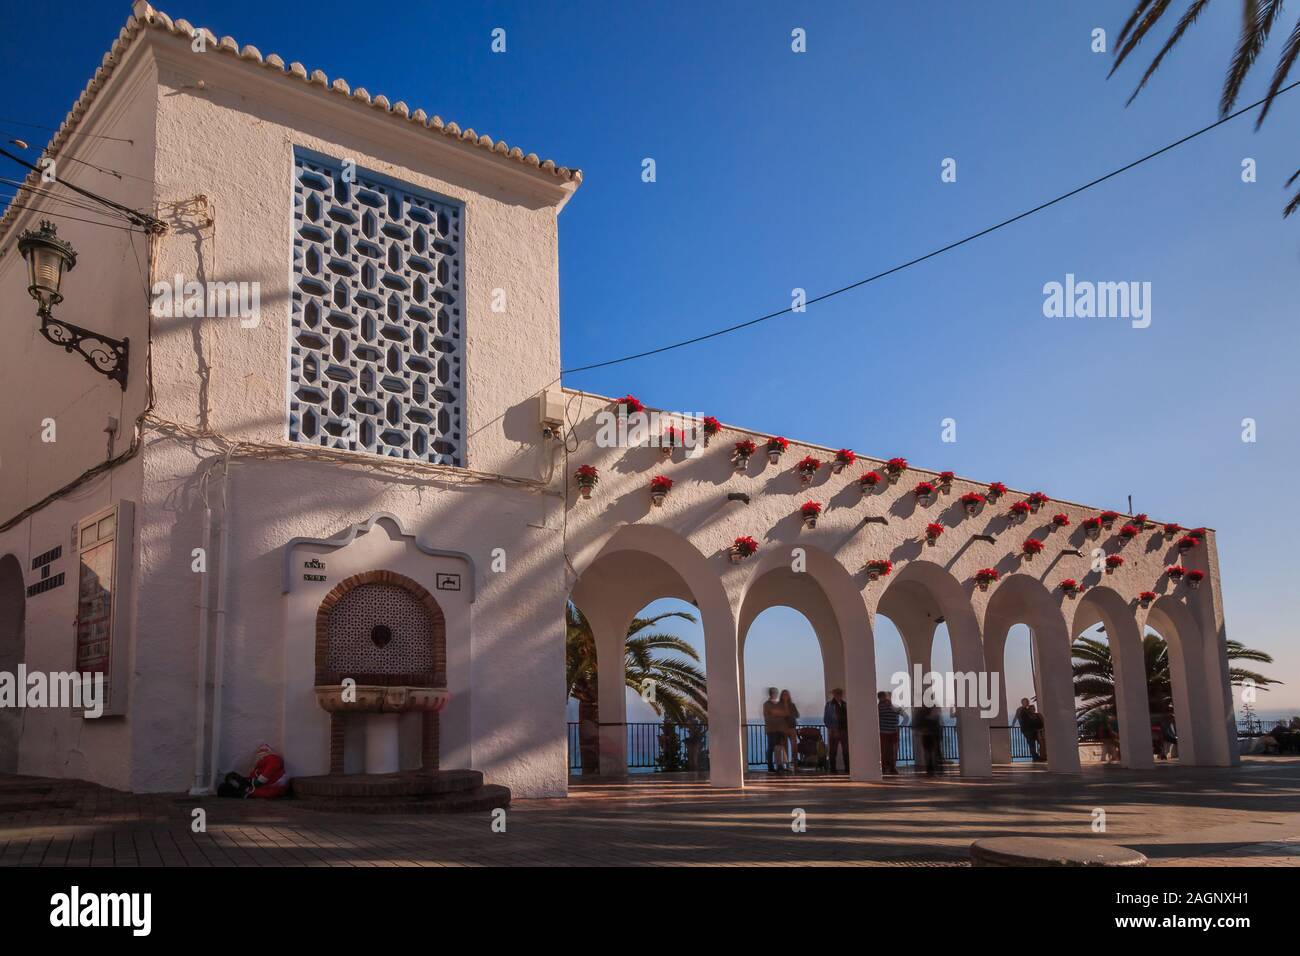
[0,4,1238,800]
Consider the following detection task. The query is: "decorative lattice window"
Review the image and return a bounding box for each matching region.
[326,583,435,676]
[289,148,464,465]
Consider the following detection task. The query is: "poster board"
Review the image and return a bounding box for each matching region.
[74,501,134,717]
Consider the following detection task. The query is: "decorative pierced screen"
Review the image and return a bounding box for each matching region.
[326,583,435,675]
[289,149,464,465]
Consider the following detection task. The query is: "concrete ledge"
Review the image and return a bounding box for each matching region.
[970,837,1148,867]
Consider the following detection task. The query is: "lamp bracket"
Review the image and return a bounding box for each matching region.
[39,313,129,390]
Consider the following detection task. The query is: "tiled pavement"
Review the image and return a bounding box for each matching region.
[1,757,1297,866]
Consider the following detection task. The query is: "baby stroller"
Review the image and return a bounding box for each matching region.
[795,727,825,770]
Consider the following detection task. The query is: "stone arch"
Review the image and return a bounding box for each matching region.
[736,544,880,780]
[982,573,1079,772]
[1146,595,1221,765]
[314,568,447,772]
[569,524,743,787]
[1070,585,1153,769]
[876,559,990,775]
[0,554,24,773]
[315,569,447,686]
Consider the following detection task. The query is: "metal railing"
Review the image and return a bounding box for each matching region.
[568,721,1044,773]
[569,718,1288,772]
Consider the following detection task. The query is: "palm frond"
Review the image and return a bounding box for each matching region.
[1117,0,1163,54]
[1126,0,1215,103]
[627,611,697,636]
[1112,0,1179,77]
[1226,639,1275,664]
[1221,0,1285,115]
[625,633,701,660]
[1229,667,1280,687]
[1258,18,1300,125]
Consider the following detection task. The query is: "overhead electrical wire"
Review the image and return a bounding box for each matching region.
[560,79,1300,376]
[0,144,162,231]
[0,200,146,233]
[462,78,1300,443]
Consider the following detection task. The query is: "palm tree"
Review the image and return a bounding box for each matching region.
[566,603,708,774]
[1111,1,1300,215]
[1072,631,1281,727]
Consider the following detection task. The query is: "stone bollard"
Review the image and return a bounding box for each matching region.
[970,837,1147,867]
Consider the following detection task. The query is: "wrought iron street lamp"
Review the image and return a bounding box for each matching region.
[16,220,129,389]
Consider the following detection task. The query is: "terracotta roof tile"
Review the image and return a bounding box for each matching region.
[0,2,580,243]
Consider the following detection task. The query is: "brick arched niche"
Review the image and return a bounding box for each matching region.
[315,570,446,772]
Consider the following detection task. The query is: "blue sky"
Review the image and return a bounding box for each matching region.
[5,1,1298,718]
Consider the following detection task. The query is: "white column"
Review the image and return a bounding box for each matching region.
[1034,625,1081,774]
[1110,615,1155,770]
[845,624,882,782]
[984,621,1012,764]
[704,616,745,788]
[593,611,631,776]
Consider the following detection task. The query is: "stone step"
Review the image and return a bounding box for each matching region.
[293,769,482,799]
[295,784,511,815]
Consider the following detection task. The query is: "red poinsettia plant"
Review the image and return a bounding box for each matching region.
[859,470,882,489]
[1166,565,1186,579]
[661,425,681,450]
[1027,491,1049,511]
[649,475,673,507]
[925,522,945,542]
[575,464,599,498]
[1009,501,1031,517]
[886,457,908,473]
[796,455,823,475]
[1022,537,1045,557]
[914,480,937,500]
[800,500,823,517]
[614,394,643,415]
[1133,513,1150,529]
[1100,510,1120,528]
[865,558,893,579]
[767,436,789,453]
[734,438,757,457]
[1186,569,1205,588]
[1163,522,1181,535]
[1178,535,1200,552]
[702,415,721,436]
[974,568,1000,589]
[732,535,760,558]
[938,470,955,486]
[834,449,856,469]
[1052,513,1071,528]
[1138,590,1157,606]
[1105,554,1125,572]
[1059,578,1080,595]
[1082,516,1103,537]
[986,481,1008,501]
[960,491,985,514]
[1119,523,1140,539]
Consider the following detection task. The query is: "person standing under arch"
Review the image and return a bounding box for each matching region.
[823,687,848,773]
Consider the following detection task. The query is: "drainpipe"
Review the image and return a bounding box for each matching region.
[188,505,214,795]
[206,463,232,789]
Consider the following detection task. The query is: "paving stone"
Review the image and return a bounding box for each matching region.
[0,758,1296,867]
